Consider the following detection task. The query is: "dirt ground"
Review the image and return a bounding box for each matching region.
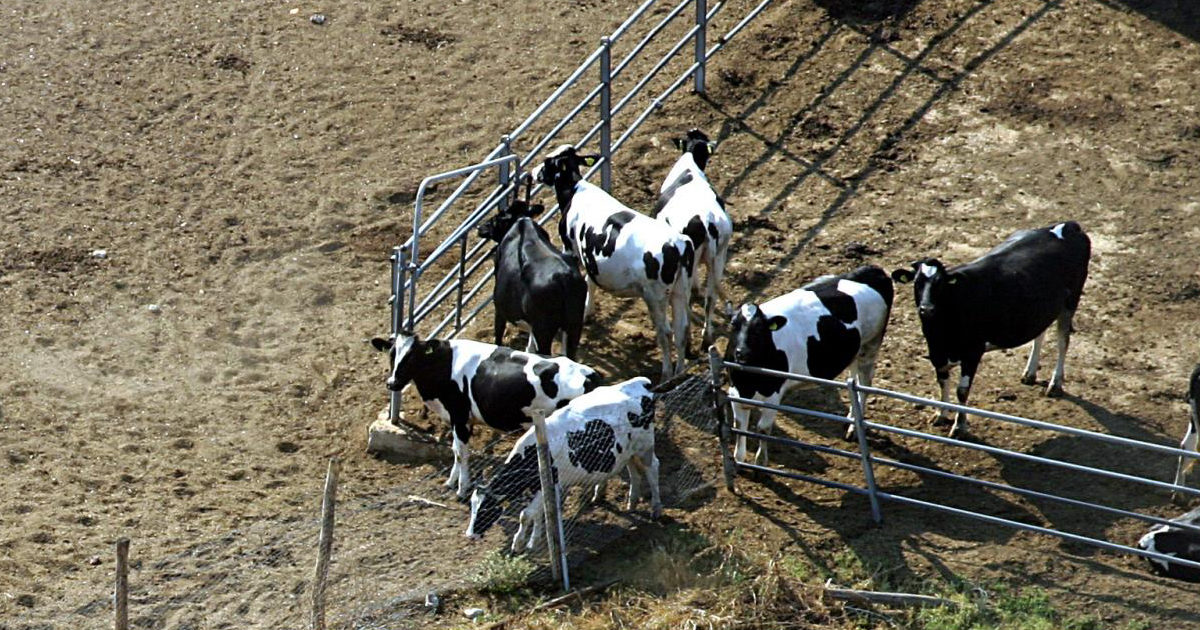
[3,0,1200,627]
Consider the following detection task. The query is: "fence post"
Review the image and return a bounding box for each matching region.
[405,245,418,334]
[532,413,569,591]
[708,346,736,491]
[497,135,513,196]
[114,537,129,630]
[389,248,407,422]
[694,0,707,94]
[455,234,467,335]
[847,378,882,524]
[312,458,341,630]
[599,36,613,193]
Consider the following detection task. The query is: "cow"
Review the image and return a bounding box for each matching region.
[369,333,601,498]
[1172,363,1200,503]
[537,144,695,381]
[891,221,1091,438]
[465,377,661,552]
[477,175,587,359]
[725,265,894,463]
[652,129,733,347]
[1138,506,1200,583]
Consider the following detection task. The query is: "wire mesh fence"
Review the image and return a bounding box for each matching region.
[27,369,718,630]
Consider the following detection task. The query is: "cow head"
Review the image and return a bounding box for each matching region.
[892,259,957,320]
[369,332,421,391]
[476,199,545,242]
[536,145,599,193]
[726,303,787,365]
[465,484,504,540]
[672,128,717,171]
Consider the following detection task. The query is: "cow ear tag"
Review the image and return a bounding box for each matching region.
[583,156,598,167]
[768,321,780,331]
[947,276,959,285]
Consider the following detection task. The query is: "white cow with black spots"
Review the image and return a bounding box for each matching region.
[370,333,601,498]
[1172,363,1200,503]
[653,129,733,348]
[537,145,695,380]
[465,377,661,552]
[725,266,894,463]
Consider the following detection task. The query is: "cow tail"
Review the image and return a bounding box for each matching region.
[561,272,588,360]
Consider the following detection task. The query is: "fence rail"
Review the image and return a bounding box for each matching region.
[714,353,1200,575]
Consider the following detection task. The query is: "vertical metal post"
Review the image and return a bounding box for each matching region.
[498,135,512,196]
[848,378,882,524]
[455,234,467,336]
[694,0,707,94]
[708,346,736,491]
[389,247,405,423]
[533,413,568,590]
[599,37,613,193]
[114,537,129,630]
[405,246,418,334]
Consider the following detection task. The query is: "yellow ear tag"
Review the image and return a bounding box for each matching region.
[768,322,780,331]
[425,346,434,354]
[947,276,958,285]
[583,157,597,167]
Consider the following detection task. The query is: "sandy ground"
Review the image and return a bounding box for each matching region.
[2,0,1200,627]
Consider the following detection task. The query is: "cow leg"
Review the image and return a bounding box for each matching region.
[563,323,582,361]
[731,398,751,463]
[754,407,779,466]
[625,462,643,509]
[493,313,507,348]
[1021,332,1045,385]
[1046,310,1073,397]
[701,248,718,347]
[646,294,674,381]
[512,497,540,554]
[669,270,692,373]
[950,357,981,438]
[645,451,662,518]
[592,479,608,503]
[932,365,955,427]
[531,329,555,357]
[445,421,473,498]
[583,278,599,321]
[1173,418,1198,504]
[525,334,539,354]
[845,340,881,441]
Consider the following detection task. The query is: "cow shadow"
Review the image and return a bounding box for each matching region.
[1096,0,1200,42]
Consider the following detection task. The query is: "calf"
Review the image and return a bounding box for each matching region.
[892,221,1091,437]
[465,377,661,552]
[725,265,894,463]
[1172,363,1200,503]
[370,334,601,498]
[653,129,733,347]
[1138,506,1200,583]
[538,144,695,380]
[477,177,587,359]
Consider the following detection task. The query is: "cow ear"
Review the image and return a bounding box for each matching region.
[370,337,393,352]
[891,267,916,284]
[672,137,685,151]
[767,315,787,331]
[528,203,545,217]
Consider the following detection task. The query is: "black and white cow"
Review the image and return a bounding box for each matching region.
[477,177,587,359]
[1138,506,1200,583]
[892,221,1091,437]
[465,377,660,552]
[653,129,733,347]
[1172,363,1200,502]
[370,334,601,498]
[537,144,695,380]
[725,265,894,463]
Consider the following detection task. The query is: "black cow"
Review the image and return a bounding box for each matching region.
[477,178,587,359]
[370,334,601,498]
[726,265,894,462]
[1172,363,1200,502]
[892,221,1091,437]
[1138,506,1200,583]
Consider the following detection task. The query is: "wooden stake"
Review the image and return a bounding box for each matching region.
[824,581,958,609]
[532,413,567,590]
[312,458,341,630]
[115,537,129,630]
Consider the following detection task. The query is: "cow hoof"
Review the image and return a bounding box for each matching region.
[1020,374,1037,386]
[1171,492,1189,507]
[931,414,953,427]
[844,426,858,442]
[1046,383,1064,398]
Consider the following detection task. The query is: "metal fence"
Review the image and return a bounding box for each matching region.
[383,0,776,421]
[706,348,1200,576]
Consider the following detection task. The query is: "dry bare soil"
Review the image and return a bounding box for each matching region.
[2,0,1200,628]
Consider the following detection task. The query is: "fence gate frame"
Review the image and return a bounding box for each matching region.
[707,346,1200,577]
